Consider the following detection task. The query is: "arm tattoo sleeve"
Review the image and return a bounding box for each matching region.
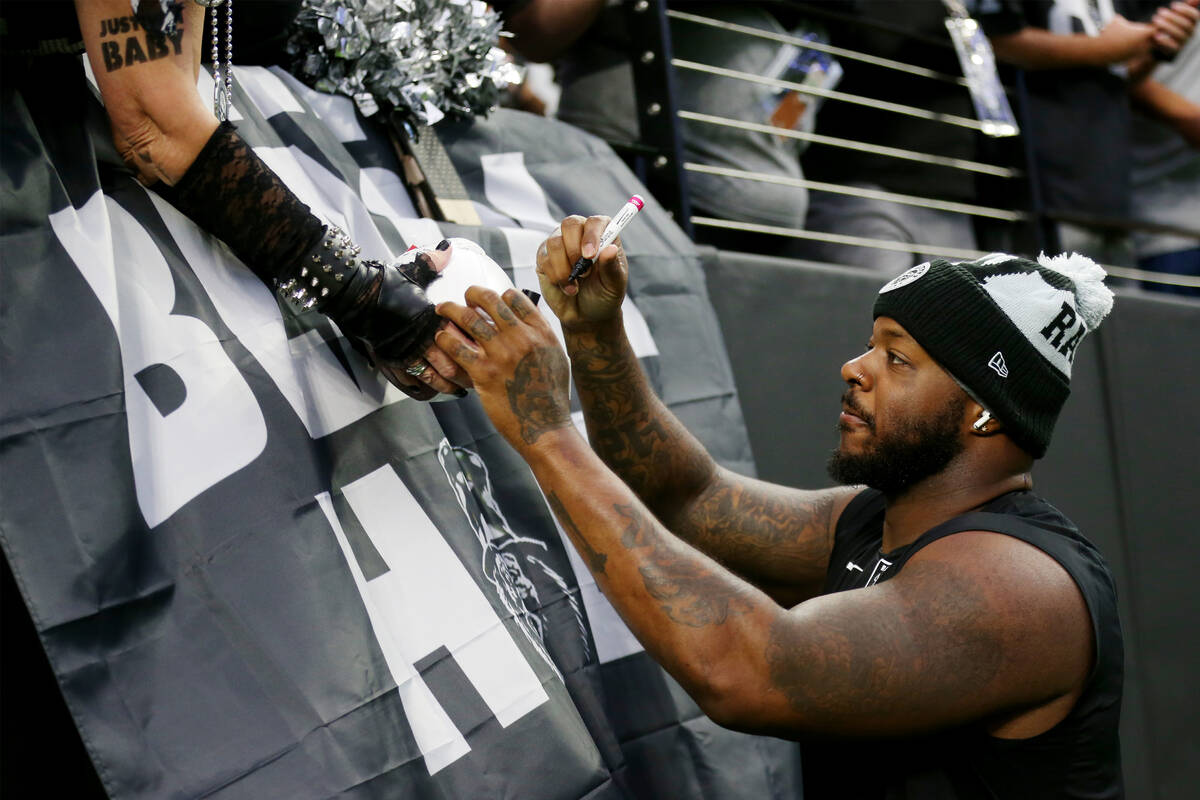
[617,502,754,628]
[567,327,712,505]
[567,326,840,591]
[547,491,607,575]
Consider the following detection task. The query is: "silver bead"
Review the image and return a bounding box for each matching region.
[320,288,329,297]
[300,267,308,278]
[311,277,319,287]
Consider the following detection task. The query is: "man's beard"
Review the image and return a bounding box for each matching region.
[827,391,967,496]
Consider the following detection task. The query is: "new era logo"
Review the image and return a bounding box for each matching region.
[988,351,1009,378]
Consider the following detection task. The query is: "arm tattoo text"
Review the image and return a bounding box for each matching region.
[97,16,183,72]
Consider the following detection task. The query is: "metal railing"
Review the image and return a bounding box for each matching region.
[609,0,1200,290]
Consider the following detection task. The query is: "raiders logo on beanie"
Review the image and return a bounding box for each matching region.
[873,252,1114,458]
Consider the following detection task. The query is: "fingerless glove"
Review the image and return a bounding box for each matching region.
[164,122,441,376]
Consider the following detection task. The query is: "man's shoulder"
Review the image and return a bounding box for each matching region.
[975,490,1107,557]
[920,490,1109,582]
[982,486,1069,516]
[905,492,1119,657]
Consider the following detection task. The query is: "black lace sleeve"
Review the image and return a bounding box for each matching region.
[161,121,443,389]
[164,121,325,288]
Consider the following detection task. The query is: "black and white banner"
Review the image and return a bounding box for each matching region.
[1,56,796,798]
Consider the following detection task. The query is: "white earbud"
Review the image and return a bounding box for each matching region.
[973,410,992,432]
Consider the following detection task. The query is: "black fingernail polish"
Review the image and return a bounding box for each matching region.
[521,289,541,306]
[436,239,451,251]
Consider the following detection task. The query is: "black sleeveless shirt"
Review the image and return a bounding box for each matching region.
[800,489,1124,799]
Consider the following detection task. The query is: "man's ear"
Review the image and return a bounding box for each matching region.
[969,407,1003,436]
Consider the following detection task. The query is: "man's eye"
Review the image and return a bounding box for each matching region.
[888,351,908,366]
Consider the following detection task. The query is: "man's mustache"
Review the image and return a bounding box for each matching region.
[841,390,875,431]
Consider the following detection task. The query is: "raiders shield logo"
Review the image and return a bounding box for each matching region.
[879,262,930,294]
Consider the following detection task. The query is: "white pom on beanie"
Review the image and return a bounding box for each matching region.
[1036,251,1115,331]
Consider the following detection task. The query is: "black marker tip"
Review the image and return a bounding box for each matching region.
[568,256,593,283]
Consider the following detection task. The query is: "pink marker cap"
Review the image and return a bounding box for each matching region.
[629,195,644,210]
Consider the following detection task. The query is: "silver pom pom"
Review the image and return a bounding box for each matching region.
[286,0,517,135]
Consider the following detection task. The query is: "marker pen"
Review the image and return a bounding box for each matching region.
[568,195,644,282]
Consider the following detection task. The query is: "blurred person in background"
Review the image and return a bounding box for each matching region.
[503,1,829,257]
[1128,21,1200,295]
[974,0,1199,267]
[801,0,987,273]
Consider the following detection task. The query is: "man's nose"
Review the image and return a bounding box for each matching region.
[841,353,870,389]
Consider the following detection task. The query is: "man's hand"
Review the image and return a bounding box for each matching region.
[370,329,469,401]
[328,243,470,400]
[1096,14,1158,63]
[435,287,574,451]
[1150,0,1200,55]
[535,215,629,332]
[1128,0,1198,79]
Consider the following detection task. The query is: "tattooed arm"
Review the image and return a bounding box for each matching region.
[435,287,1094,739]
[74,0,464,399]
[567,312,855,604]
[76,0,216,185]
[533,215,858,603]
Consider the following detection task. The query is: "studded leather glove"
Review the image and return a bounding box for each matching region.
[164,122,442,396]
[285,226,442,372]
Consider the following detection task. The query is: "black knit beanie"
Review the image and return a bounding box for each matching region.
[872,252,1114,458]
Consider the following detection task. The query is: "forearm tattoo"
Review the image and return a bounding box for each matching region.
[687,485,837,585]
[617,503,753,628]
[692,485,835,551]
[547,491,606,575]
[506,346,573,445]
[569,330,838,585]
[568,331,709,499]
[96,13,183,73]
